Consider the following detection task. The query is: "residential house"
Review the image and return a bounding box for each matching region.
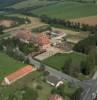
[36,33,51,49]
[48,94,63,100]
[46,75,63,88]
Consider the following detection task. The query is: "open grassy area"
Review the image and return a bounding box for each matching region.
[43,52,86,70]
[32,1,97,19]
[0,52,25,81]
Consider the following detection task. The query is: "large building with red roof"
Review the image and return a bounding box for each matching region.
[36,33,51,49]
[4,65,36,85]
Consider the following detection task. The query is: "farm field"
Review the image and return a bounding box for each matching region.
[32,1,97,19]
[0,52,25,81]
[71,16,97,26]
[0,19,15,27]
[9,0,58,9]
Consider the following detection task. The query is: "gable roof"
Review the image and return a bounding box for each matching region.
[46,75,62,85]
[5,65,33,82]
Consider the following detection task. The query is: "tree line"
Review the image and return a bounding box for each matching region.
[40,15,97,34]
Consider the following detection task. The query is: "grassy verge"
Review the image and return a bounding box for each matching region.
[0,52,25,81]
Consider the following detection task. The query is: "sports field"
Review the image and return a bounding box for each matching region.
[0,52,25,81]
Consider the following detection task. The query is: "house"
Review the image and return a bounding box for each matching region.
[46,75,63,87]
[48,94,63,100]
[4,65,36,85]
[36,33,51,49]
[14,29,32,43]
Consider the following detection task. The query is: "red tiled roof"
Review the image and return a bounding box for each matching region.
[6,65,33,82]
[49,94,63,100]
[37,33,50,45]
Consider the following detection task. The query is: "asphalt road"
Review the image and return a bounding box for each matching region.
[81,79,97,100]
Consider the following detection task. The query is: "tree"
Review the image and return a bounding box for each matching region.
[80,55,94,75]
[0,25,4,34]
[73,35,96,54]
[39,63,45,71]
[72,88,82,100]
[8,94,17,100]
[51,85,65,98]
[22,87,38,100]
[62,57,72,74]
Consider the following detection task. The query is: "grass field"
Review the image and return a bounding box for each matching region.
[32,1,97,19]
[0,52,25,81]
[43,52,86,70]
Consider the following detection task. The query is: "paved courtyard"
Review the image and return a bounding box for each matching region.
[34,47,63,61]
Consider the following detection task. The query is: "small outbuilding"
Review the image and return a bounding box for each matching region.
[48,94,63,100]
[46,75,63,88]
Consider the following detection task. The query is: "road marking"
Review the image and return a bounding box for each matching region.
[83,88,91,100]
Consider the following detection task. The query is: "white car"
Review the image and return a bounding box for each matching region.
[92,93,96,99]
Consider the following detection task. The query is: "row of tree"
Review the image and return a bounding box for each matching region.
[73,35,97,54]
[40,15,97,34]
[0,25,4,34]
[62,50,97,77]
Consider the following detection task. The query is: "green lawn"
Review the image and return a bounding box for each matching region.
[64,81,78,96]
[43,52,86,70]
[32,1,97,19]
[0,52,25,81]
